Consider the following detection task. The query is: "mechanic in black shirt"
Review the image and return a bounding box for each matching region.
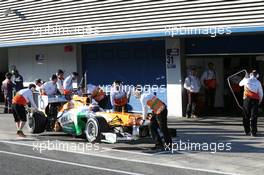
[12,69,24,92]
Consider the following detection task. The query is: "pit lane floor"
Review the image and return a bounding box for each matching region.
[0,114,263,175]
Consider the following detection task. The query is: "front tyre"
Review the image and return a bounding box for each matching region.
[85,118,100,143]
[85,117,109,143]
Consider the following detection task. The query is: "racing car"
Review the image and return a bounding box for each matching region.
[27,93,150,143]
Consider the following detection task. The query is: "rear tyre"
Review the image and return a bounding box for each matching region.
[27,111,47,134]
[85,116,109,143]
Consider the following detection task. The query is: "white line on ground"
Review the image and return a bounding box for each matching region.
[102,147,151,156]
[0,150,143,175]
[0,140,235,175]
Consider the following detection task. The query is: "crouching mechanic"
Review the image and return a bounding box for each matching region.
[134,87,172,150]
[239,70,263,137]
[12,84,37,137]
[87,84,108,109]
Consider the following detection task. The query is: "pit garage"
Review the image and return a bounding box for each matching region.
[0,48,9,102]
[184,34,264,116]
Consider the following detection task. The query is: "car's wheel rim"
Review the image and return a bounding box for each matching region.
[86,121,97,142]
[28,116,35,129]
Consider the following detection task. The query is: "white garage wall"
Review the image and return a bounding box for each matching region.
[8,44,77,86]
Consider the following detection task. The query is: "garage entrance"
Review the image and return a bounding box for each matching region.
[185,35,264,116]
[0,48,9,102]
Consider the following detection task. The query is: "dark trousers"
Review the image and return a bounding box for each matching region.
[149,108,172,146]
[205,88,216,111]
[12,104,27,122]
[243,97,259,134]
[4,95,12,113]
[98,96,108,109]
[46,103,60,130]
[186,92,199,117]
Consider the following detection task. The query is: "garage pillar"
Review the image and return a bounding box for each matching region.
[166,38,184,117]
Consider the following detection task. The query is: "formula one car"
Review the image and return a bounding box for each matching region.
[27,93,149,143]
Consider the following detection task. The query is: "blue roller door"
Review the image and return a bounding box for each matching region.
[82,40,166,111]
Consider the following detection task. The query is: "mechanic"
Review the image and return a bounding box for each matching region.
[86,96,103,112]
[63,72,79,95]
[40,74,60,131]
[239,70,263,137]
[184,68,201,118]
[1,72,15,113]
[56,69,64,95]
[12,69,24,92]
[35,78,43,92]
[200,62,218,114]
[12,84,37,137]
[110,80,129,112]
[40,74,58,96]
[134,86,172,150]
[87,84,108,109]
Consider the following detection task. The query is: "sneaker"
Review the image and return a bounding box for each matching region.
[251,133,257,137]
[191,115,199,118]
[17,131,26,137]
[150,144,164,150]
[245,132,251,136]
